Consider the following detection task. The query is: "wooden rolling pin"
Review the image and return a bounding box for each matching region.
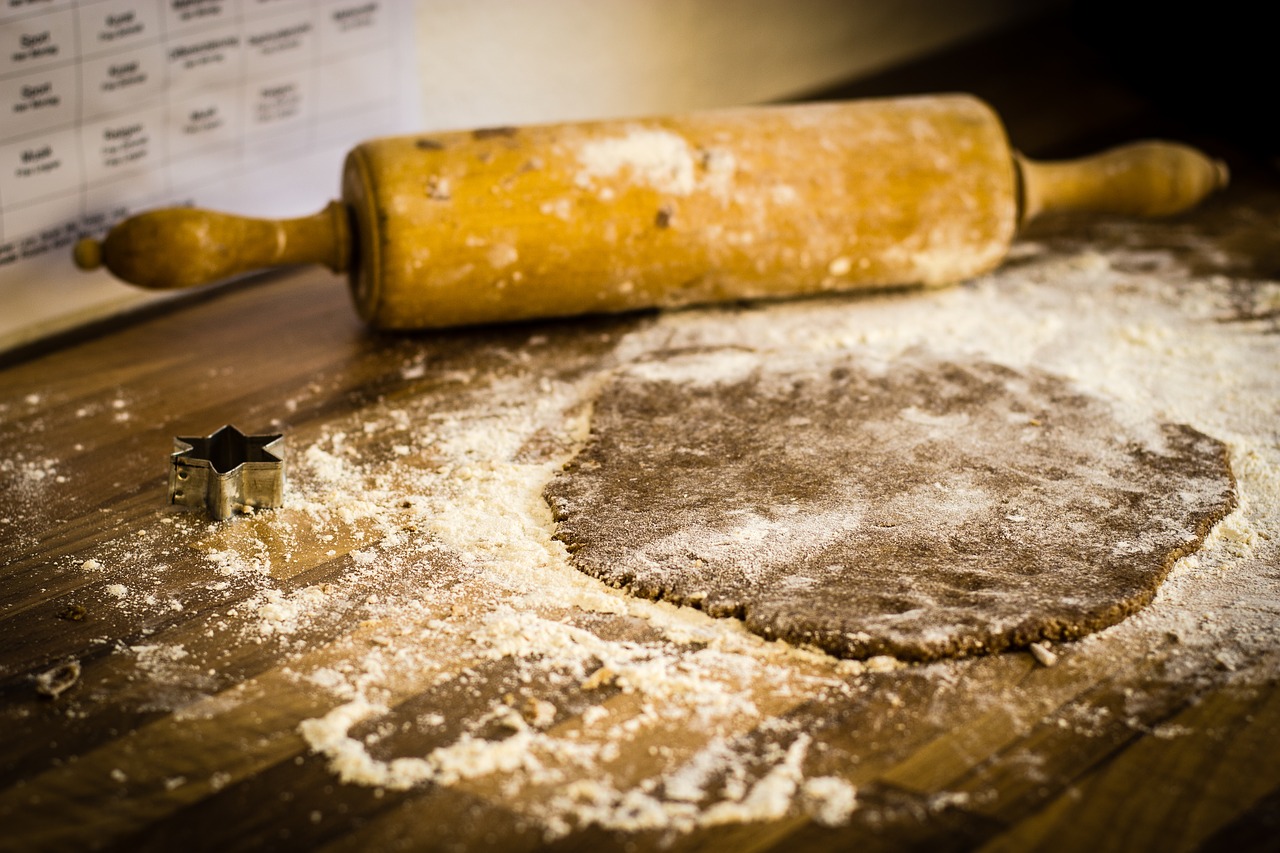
[73,95,1227,329]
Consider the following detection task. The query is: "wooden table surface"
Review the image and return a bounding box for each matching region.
[3,16,1279,853]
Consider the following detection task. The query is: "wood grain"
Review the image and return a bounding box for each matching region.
[4,229,1278,851]
[4,18,1280,853]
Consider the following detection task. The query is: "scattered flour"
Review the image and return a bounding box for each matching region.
[574,128,738,200]
[285,233,1278,835]
[577,129,698,196]
[7,218,1278,841]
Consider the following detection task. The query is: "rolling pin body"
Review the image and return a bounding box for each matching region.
[76,95,1226,329]
[346,95,1015,328]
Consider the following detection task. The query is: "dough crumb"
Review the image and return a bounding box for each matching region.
[802,776,858,826]
[865,656,900,673]
[1029,642,1058,667]
[581,666,617,690]
[522,697,558,728]
[34,660,81,699]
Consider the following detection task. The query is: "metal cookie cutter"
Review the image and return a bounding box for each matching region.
[170,425,285,520]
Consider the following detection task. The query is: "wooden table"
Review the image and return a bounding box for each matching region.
[3,16,1278,853]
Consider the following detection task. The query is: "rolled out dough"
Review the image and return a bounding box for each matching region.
[545,349,1236,661]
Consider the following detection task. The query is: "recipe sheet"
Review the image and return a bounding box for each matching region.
[0,0,420,349]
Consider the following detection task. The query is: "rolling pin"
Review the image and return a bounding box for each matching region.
[73,95,1226,329]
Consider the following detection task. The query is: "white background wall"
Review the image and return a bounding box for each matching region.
[413,0,1057,128]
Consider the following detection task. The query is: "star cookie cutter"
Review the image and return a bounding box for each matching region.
[170,425,285,520]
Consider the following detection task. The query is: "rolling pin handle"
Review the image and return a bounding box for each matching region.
[73,201,352,290]
[1016,141,1229,225]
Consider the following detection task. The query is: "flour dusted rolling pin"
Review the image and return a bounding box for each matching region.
[73,95,1227,329]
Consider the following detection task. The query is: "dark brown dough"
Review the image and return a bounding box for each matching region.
[545,349,1236,661]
